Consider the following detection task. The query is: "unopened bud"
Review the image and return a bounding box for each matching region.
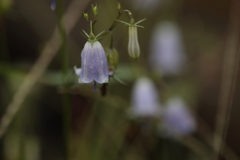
[106,48,119,69]
[117,2,121,10]
[91,4,99,16]
[128,26,140,59]
[83,12,89,20]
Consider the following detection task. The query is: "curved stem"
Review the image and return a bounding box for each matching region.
[90,21,94,36]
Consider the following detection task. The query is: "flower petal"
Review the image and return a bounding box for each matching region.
[79,42,94,83]
[74,66,82,76]
[92,41,109,83]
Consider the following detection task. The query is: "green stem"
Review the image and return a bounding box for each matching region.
[57,0,70,159]
[122,9,133,19]
[98,9,134,42]
[90,20,94,36]
[109,31,113,48]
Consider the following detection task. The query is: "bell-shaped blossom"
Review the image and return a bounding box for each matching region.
[75,41,109,84]
[131,77,160,117]
[149,22,187,75]
[161,97,196,137]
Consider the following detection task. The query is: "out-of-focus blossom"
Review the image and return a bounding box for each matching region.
[131,77,160,117]
[160,97,196,137]
[51,0,56,10]
[131,0,161,12]
[149,22,187,75]
[74,41,109,84]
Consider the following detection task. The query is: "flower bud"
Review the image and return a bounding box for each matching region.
[91,4,99,16]
[128,25,140,59]
[83,12,89,20]
[117,2,121,10]
[105,48,119,69]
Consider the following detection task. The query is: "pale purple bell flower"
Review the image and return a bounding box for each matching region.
[74,41,109,84]
[149,22,187,75]
[131,77,161,117]
[161,97,196,137]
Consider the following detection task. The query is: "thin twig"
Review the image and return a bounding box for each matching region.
[214,0,240,158]
[0,0,91,139]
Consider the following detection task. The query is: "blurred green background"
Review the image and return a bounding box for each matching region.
[0,0,240,160]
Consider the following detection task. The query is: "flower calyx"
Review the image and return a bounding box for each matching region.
[116,18,146,28]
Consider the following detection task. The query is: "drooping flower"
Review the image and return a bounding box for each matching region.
[117,18,146,59]
[74,41,109,84]
[74,21,109,84]
[149,22,187,75]
[131,77,160,117]
[160,97,196,137]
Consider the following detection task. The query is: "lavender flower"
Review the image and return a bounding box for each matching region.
[131,77,160,117]
[161,97,196,137]
[74,41,109,84]
[149,22,187,75]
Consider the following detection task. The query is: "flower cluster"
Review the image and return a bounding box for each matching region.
[131,77,196,137]
[73,3,145,91]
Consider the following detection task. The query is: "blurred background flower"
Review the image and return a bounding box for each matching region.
[159,97,196,137]
[149,22,187,76]
[130,77,160,117]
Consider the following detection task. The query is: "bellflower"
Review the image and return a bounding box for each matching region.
[74,22,109,84]
[131,77,160,117]
[160,97,196,137]
[149,22,186,75]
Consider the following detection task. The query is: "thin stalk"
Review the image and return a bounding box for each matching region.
[57,0,70,159]
[214,0,240,159]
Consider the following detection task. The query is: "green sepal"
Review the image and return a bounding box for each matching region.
[96,30,107,39]
[115,20,132,26]
[135,18,146,25]
[113,76,127,85]
[80,31,88,40]
[82,30,89,38]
